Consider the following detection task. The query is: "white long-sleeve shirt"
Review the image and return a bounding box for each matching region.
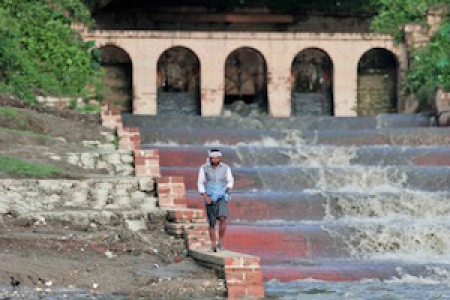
[197,162,234,194]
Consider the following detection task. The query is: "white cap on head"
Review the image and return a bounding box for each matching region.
[208,150,222,158]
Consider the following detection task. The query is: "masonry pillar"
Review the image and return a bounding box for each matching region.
[267,54,291,117]
[201,56,225,116]
[333,58,358,116]
[132,52,157,115]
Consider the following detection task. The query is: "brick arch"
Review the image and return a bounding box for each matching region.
[223,46,269,116]
[357,47,399,116]
[290,47,334,116]
[98,44,133,113]
[156,46,201,115]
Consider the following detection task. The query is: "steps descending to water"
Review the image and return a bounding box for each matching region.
[125,114,450,282]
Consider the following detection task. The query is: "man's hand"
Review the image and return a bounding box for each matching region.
[202,194,212,205]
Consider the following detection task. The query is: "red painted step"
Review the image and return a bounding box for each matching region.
[185,193,327,222]
[223,225,348,264]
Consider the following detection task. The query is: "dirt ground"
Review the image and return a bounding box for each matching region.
[0,215,226,299]
[0,96,226,299]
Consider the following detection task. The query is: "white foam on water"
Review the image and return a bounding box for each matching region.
[329,190,450,219]
[280,145,358,167]
[316,166,408,193]
[322,218,450,264]
[387,266,450,285]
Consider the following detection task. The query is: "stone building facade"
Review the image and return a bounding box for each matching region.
[81,2,407,117]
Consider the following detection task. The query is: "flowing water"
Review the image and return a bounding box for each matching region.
[124,114,450,298]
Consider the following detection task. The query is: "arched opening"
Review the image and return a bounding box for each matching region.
[224,47,268,117]
[357,48,398,116]
[157,47,201,115]
[291,48,334,116]
[99,45,133,113]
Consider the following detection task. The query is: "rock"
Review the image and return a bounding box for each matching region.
[141,199,158,212]
[106,153,122,165]
[125,220,147,232]
[104,251,116,259]
[121,155,134,164]
[139,178,155,192]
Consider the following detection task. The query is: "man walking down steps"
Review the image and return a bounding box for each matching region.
[197,149,234,252]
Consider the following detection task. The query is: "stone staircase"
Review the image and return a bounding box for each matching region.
[124,113,450,283]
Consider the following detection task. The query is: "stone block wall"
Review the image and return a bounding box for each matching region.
[403,24,430,49]
[0,178,157,226]
[36,96,100,112]
[65,150,135,176]
[435,88,450,126]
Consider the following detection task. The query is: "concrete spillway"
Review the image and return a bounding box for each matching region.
[125,114,450,282]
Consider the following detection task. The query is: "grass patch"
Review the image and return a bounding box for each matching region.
[0,155,63,177]
[0,106,17,117]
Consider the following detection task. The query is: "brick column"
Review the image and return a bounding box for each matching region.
[200,53,225,116]
[224,256,265,299]
[117,127,141,150]
[267,65,291,117]
[134,149,161,177]
[155,177,187,208]
[333,58,358,116]
[100,103,123,130]
[132,56,157,115]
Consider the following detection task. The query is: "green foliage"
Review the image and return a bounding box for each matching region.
[405,22,450,103]
[370,0,450,104]
[370,0,448,41]
[0,155,62,177]
[0,106,16,117]
[0,0,104,102]
[79,102,101,113]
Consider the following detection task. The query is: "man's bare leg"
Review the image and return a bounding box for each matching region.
[218,217,227,249]
[209,226,217,251]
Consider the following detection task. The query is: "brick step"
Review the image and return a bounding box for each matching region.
[190,249,264,298]
[166,208,206,223]
[165,222,209,237]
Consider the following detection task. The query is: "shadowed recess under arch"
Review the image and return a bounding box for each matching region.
[223,47,268,117]
[99,44,133,113]
[291,47,334,116]
[357,48,399,116]
[157,46,201,116]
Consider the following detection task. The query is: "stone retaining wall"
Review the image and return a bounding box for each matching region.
[65,150,135,176]
[0,178,157,224]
